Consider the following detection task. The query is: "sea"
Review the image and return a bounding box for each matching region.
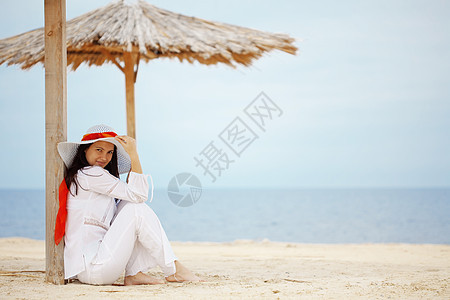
[0,188,449,244]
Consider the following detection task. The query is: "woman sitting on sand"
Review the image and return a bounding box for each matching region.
[55,124,201,285]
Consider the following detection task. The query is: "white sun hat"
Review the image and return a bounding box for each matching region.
[57,124,131,174]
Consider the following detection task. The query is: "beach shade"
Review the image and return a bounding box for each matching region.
[0,0,297,138]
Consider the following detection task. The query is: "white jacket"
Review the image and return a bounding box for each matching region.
[63,166,152,279]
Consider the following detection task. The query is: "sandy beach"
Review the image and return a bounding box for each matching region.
[0,238,448,299]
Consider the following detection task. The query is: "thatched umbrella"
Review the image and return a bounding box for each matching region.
[0,0,297,138]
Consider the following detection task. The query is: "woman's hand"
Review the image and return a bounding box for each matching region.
[115,135,138,156]
[115,135,143,174]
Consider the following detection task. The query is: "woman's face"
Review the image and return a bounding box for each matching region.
[85,141,115,168]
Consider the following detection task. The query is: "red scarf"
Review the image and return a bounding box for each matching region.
[55,179,69,245]
[54,131,118,245]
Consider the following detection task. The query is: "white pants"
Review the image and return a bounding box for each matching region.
[77,202,177,285]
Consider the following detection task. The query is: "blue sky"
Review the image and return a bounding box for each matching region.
[0,0,449,189]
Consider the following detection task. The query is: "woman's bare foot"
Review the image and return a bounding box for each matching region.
[165,261,203,283]
[124,272,165,285]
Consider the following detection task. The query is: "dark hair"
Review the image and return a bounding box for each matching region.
[64,143,119,195]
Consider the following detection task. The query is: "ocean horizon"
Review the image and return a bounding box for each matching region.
[1,188,449,244]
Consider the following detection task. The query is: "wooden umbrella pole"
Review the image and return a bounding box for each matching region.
[123,52,136,139]
[44,0,67,285]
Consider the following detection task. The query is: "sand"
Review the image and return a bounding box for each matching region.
[0,238,448,299]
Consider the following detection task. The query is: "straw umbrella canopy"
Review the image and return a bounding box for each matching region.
[0,0,297,138]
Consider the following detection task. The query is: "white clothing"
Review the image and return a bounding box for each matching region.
[63,166,176,283]
[76,201,177,285]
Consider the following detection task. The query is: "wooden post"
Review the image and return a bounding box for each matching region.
[44,0,67,285]
[124,52,136,139]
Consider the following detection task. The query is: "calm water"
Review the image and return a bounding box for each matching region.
[0,188,449,244]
